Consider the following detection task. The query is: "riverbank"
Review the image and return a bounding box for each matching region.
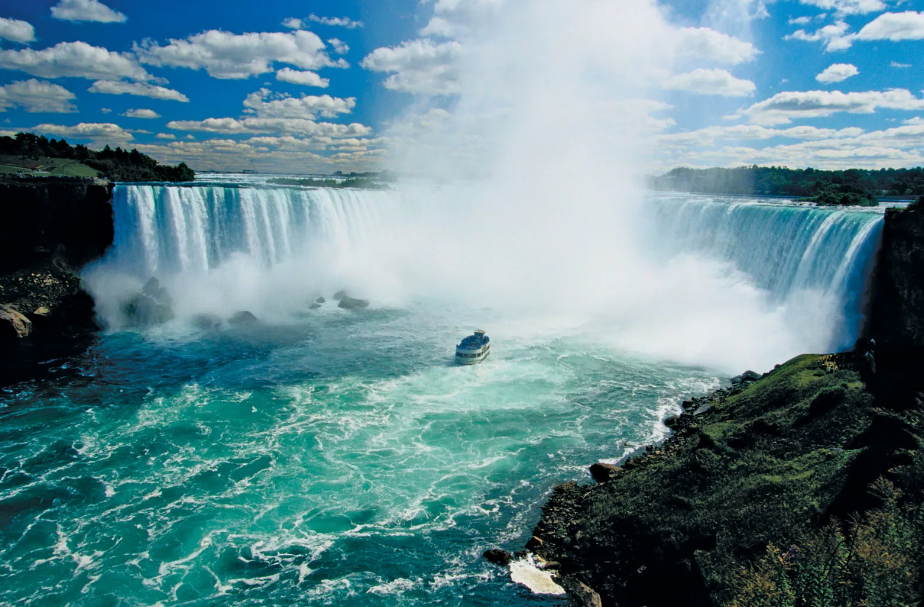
[0,181,113,385]
[505,202,924,606]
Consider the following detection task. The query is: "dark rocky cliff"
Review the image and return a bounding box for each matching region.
[0,181,113,385]
[509,204,924,607]
[863,202,924,405]
[0,180,113,273]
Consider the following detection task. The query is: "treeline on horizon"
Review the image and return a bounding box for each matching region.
[647,166,924,206]
[0,132,195,182]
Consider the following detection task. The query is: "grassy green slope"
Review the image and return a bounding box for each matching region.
[532,353,923,606]
[0,155,101,178]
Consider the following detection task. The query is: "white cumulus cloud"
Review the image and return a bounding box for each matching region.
[361,39,463,95]
[816,63,859,83]
[242,89,355,119]
[328,38,349,55]
[786,20,853,51]
[0,41,150,81]
[155,133,176,139]
[0,17,35,44]
[121,108,160,119]
[32,122,134,143]
[856,11,924,41]
[51,0,127,23]
[736,89,924,125]
[664,68,756,96]
[88,80,189,102]
[798,0,887,15]
[676,27,760,64]
[0,79,77,113]
[166,117,371,138]
[275,68,329,88]
[135,30,347,80]
[308,14,363,29]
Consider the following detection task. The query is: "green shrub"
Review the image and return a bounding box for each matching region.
[727,479,923,607]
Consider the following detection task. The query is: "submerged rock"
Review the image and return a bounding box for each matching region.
[309,303,322,310]
[229,311,258,325]
[338,295,370,309]
[123,278,174,327]
[483,549,513,567]
[191,313,223,330]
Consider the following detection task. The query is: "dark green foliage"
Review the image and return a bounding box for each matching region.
[729,480,923,607]
[647,166,924,205]
[0,132,194,182]
[531,354,924,606]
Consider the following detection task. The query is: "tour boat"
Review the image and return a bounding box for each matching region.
[456,330,491,365]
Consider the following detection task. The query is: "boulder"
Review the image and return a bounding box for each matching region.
[309,303,322,310]
[561,578,603,607]
[731,370,761,385]
[229,311,258,325]
[191,313,223,330]
[483,549,513,567]
[122,277,175,327]
[589,462,622,483]
[333,290,347,301]
[525,536,544,550]
[316,296,326,304]
[338,295,370,309]
[0,305,32,341]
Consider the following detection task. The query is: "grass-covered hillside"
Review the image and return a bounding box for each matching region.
[0,132,194,182]
[531,353,923,606]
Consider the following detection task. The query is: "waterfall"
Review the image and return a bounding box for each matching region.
[646,195,884,350]
[107,184,402,278]
[85,184,884,369]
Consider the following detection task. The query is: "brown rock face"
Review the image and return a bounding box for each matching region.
[0,305,32,340]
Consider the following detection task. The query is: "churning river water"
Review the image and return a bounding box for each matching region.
[0,179,886,606]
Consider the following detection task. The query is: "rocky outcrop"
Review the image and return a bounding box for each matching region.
[867,203,924,348]
[0,181,113,385]
[122,278,174,327]
[0,181,113,274]
[0,305,32,341]
[523,353,924,606]
[229,311,258,325]
[864,202,924,402]
[338,295,370,309]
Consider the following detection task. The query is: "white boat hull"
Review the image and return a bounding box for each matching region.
[456,344,491,365]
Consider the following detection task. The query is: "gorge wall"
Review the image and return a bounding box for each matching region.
[0,180,113,384]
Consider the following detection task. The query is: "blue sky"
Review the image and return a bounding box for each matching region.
[0,0,923,173]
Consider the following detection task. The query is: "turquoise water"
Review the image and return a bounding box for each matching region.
[1,184,886,605]
[0,306,719,605]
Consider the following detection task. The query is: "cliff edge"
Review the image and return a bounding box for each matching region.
[0,180,114,385]
[513,204,924,607]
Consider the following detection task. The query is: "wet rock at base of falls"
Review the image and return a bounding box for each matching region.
[561,577,603,607]
[192,313,223,330]
[316,296,326,304]
[333,290,347,301]
[229,311,258,325]
[483,549,513,567]
[122,278,175,327]
[338,295,370,309]
[731,370,761,385]
[0,305,32,341]
[589,463,622,484]
[309,303,322,310]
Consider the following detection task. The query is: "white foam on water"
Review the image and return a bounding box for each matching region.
[509,556,566,595]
